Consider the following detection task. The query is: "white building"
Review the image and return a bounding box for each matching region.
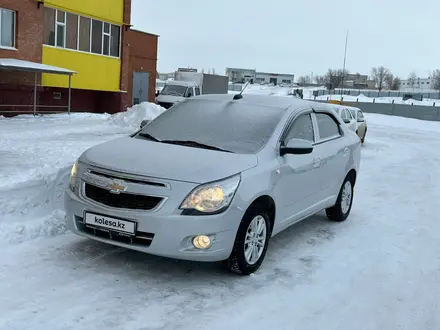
[400,77,435,92]
[225,67,295,85]
[225,68,256,83]
[255,72,295,85]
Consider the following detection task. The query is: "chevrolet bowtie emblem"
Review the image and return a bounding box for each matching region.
[107,181,127,194]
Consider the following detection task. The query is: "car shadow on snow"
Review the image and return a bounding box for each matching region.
[59,211,344,286]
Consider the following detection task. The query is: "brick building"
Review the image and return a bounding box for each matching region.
[0,0,158,115]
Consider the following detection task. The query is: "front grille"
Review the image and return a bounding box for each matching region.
[89,171,167,188]
[75,218,154,247]
[84,183,163,210]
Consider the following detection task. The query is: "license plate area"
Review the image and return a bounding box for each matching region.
[83,212,137,236]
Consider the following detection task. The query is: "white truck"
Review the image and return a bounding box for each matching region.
[155,72,229,109]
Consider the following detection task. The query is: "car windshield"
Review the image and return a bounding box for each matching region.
[160,84,188,96]
[137,98,285,154]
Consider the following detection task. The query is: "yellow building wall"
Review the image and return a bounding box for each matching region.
[44,0,124,24]
[42,46,121,92]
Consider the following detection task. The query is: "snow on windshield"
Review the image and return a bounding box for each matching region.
[140,99,286,154]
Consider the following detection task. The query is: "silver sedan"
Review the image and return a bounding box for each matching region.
[64,94,361,275]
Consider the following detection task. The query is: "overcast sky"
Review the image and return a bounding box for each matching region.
[131,0,438,80]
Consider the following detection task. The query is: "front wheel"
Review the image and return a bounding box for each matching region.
[325,175,354,222]
[227,205,271,275]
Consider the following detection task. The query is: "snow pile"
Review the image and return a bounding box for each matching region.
[0,114,132,246]
[110,102,166,130]
[0,167,70,245]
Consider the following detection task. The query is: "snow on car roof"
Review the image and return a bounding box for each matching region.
[193,93,320,110]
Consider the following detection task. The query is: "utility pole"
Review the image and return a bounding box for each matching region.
[341,30,349,95]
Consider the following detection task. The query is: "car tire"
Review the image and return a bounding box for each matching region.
[325,174,354,222]
[227,205,271,275]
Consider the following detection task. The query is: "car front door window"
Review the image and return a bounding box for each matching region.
[284,113,315,143]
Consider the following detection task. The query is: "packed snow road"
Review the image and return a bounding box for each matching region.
[1,111,440,330]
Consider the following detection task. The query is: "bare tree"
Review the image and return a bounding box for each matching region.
[325,69,348,89]
[297,75,311,86]
[431,69,440,91]
[408,71,417,88]
[390,77,401,90]
[371,66,390,91]
[384,73,394,89]
[314,75,328,85]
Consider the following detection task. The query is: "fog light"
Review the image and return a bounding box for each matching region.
[193,235,211,249]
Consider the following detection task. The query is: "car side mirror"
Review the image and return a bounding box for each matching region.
[140,119,150,128]
[280,138,313,156]
[343,118,351,124]
[357,118,364,122]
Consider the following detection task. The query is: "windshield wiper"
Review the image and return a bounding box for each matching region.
[138,132,161,142]
[161,140,234,153]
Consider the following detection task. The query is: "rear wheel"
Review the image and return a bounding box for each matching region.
[227,205,271,275]
[326,175,354,222]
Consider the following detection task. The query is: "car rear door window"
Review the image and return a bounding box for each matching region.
[285,114,315,143]
[315,113,341,140]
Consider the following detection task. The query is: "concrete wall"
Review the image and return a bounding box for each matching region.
[314,100,440,122]
[315,89,440,99]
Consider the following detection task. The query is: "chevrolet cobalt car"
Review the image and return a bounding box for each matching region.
[65,94,361,275]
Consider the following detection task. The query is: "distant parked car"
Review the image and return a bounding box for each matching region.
[329,104,368,143]
[65,94,361,275]
[348,107,368,143]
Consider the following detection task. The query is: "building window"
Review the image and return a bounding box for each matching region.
[102,22,111,55]
[78,16,91,52]
[66,13,78,50]
[0,8,16,48]
[44,7,55,46]
[43,7,121,58]
[56,10,66,48]
[110,25,120,57]
[91,19,102,54]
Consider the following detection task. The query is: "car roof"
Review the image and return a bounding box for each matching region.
[191,93,322,111]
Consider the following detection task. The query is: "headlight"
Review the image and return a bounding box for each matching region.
[69,160,78,191]
[180,174,241,214]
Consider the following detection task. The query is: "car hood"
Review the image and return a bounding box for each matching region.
[79,136,258,184]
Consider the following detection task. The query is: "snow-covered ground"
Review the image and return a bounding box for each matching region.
[231,84,440,106]
[2,106,440,329]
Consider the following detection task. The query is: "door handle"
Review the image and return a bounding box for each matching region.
[312,157,321,168]
[343,147,349,154]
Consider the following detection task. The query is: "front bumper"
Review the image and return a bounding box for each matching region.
[64,188,243,262]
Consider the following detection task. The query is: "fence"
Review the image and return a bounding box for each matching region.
[313,100,440,121]
[228,83,244,92]
[314,89,440,99]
